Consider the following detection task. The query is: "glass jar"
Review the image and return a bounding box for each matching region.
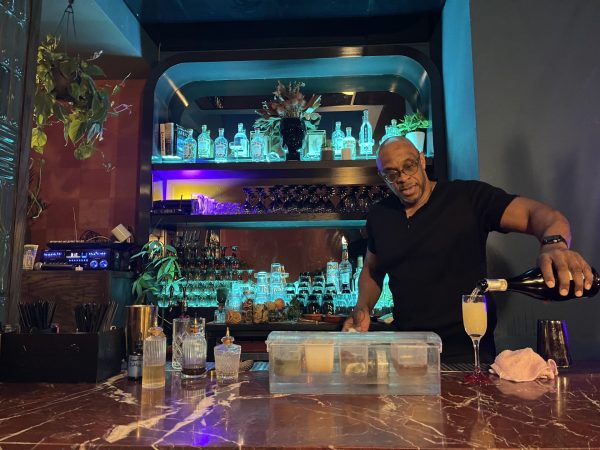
[182,318,207,380]
[142,322,166,389]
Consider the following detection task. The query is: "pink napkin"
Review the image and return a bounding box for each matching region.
[489,348,558,382]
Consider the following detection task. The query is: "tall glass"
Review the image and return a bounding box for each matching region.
[171,317,190,370]
[461,294,491,384]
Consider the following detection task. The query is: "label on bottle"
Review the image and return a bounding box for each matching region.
[485,279,508,292]
[128,354,143,379]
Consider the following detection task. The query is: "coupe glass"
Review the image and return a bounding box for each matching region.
[462,294,492,384]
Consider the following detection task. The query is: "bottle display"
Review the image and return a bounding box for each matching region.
[477,266,600,301]
[342,127,356,160]
[197,124,213,159]
[358,109,374,158]
[182,128,197,162]
[331,121,344,160]
[181,317,207,379]
[214,128,228,162]
[142,318,166,389]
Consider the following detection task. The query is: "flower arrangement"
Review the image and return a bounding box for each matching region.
[254,81,321,149]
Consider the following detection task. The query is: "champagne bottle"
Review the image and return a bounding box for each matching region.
[477,266,599,301]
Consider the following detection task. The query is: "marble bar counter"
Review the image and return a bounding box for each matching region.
[1,366,599,449]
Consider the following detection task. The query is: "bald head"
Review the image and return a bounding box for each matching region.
[376,136,420,171]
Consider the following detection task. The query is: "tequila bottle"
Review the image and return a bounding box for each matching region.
[342,127,356,160]
[142,318,166,389]
[214,128,228,162]
[182,129,197,162]
[250,126,267,162]
[358,110,374,158]
[331,121,344,160]
[232,123,249,160]
[197,124,213,160]
[339,238,353,287]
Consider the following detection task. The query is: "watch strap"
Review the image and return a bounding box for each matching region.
[541,234,568,247]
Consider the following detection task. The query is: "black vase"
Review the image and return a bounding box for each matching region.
[280,118,305,161]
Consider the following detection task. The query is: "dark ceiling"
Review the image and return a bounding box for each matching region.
[123,0,445,51]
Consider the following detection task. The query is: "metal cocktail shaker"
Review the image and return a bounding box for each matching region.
[125,305,157,356]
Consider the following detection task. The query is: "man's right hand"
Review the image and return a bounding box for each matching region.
[342,307,371,332]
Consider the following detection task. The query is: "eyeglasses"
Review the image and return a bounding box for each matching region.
[379,157,420,183]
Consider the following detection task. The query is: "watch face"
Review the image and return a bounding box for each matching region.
[542,235,566,246]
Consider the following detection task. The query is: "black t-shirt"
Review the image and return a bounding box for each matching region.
[366,180,517,362]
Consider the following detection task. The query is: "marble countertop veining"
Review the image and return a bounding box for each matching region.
[1,367,600,449]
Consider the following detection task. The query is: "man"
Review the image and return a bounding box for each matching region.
[342,136,593,362]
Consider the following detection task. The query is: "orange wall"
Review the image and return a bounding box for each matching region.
[28,79,145,246]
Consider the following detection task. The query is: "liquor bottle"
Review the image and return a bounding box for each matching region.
[390,119,400,136]
[232,123,249,160]
[358,109,374,157]
[127,335,143,381]
[339,237,353,287]
[182,129,197,162]
[321,292,335,316]
[352,255,363,293]
[214,128,228,162]
[250,126,267,162]
[477,266,600,301]
[342,127,356,160]
[142,317,166,389]
[331,121,344,160]
[181,317,207,379]
[197,124,213,160]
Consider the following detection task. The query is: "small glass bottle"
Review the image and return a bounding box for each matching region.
[331,121,344,160]
[250,126,267,162]
[182,128,197,162]
[390,119,400,136]
[232,123,249,160]
[352,255,363,293]
[214,128,228,162]
[127,335,143,381]
[342,127,356,160]
[142,318,166,389]
[181,317,207,380]
[213,328,242,384]
[358,109,374,158]
[197,124,213,160]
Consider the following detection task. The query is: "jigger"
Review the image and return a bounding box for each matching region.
[537,320,572,367]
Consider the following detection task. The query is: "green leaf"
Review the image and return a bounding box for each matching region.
[86,63,106,78]
[68,118,82,143]
[31,127,47,149]
[74,142,95,160]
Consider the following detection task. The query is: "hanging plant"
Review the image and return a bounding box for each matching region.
[31,34,131,160]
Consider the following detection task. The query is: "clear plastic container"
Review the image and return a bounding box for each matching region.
[266,331,442,395]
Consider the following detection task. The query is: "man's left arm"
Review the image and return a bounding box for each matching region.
[499,197,593,297]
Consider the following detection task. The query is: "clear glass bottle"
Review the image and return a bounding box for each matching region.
[232,122,249,160]
[352,255,363,293]
[213,328,242,384]
[358,110,374,158]
[390,119,401,136]
[342,127,356,160]
[331,121,344,160]
[339,238,353,287]
[181,317,207,379]
[250,126,267,162]
[142,318,166,389]
[197,124,213,160]
[214,127,228,162]
[182,128,197,162]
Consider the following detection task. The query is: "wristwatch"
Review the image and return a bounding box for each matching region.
[541,235,568,247]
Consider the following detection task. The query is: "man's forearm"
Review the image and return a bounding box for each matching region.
[355,268,383,312]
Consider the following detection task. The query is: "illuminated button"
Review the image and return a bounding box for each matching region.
[89,260,98,269]
[99,259,108,269]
